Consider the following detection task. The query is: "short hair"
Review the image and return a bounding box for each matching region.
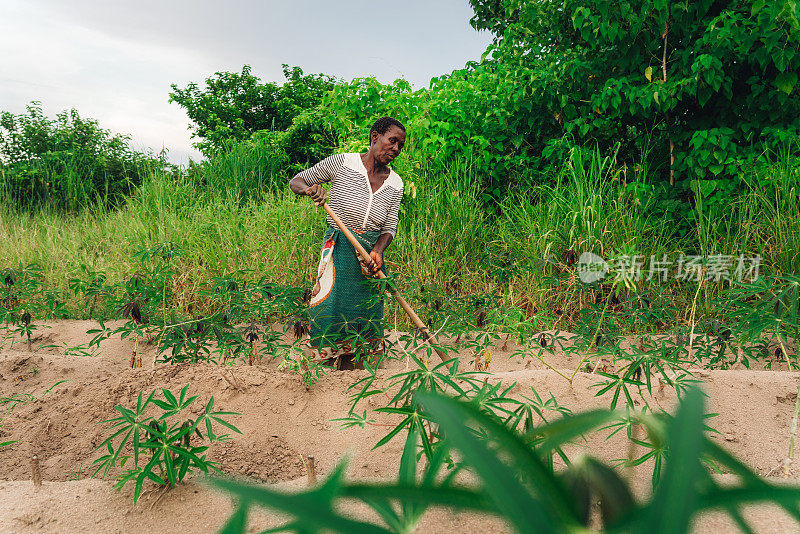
[370,116,406,137]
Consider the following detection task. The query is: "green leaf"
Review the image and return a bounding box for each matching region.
[398,427,418,486]
[702,440,800,523]
[526,409,618,452]
[168,444,206,466]
[417,392,575,532]
[209,467,392,534]
[133,471,146,504]
[209,416,243,436]
[700,486,800,509]
[150,399,172,411]
[343,484,496,512]
[144,467,166,486]
[373,417,411,449]
[776,72,797,95]
[178,383,190,405]
[218,503,249,534]
[162,388,179,408]
[643,387,705,533]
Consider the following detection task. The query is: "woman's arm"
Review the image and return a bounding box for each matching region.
[290,154,341,205]
[289,175,327,206]
[367,186,403,274]
[288,174,310,195]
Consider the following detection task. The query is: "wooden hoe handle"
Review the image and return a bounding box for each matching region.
[322,203,447,363]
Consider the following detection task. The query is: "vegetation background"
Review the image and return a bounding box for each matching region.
[3,3,800,532]
[1,0,799,330]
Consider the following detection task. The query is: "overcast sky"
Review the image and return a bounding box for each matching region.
[1,0,492,163]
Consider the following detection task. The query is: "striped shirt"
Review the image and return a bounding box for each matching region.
[295,153,404,237]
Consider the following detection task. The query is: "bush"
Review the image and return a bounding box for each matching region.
[0,102,167,211]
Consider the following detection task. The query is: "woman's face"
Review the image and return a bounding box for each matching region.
[371,125,406,165]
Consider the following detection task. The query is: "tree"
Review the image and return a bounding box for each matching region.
[467,0,800,188]
[169,65,337,156]
[467,0,519,35]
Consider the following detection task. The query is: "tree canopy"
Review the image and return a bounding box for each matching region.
[168,0,800,204]
[169,64,337,156]
[468,0,800,184]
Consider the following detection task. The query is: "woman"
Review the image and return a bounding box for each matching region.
[289,116,406,367]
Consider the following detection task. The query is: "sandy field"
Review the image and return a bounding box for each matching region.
[0,321,798,533]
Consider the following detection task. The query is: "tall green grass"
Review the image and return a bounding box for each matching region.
[0,154,144,212]
[200,132,289,202]
[0,103,163,212]
[394,154,489,291]
[1,141,798,325]
[0,171,324,311]
[499,147,674,266]
[737,155,800,274]
[499,145,799,273]
[491,144,800,325]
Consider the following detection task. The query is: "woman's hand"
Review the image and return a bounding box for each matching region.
[306,184,327,206]
[364,234,391,276]
[367,250,383,275]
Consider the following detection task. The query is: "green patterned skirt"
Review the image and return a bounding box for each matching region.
[305,226,385,360]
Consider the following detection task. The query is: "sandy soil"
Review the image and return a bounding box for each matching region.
[0,321,798,533]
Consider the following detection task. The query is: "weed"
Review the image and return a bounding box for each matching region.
[0,263,48,350]
[68,463,85,481]
[0,392,35,412]
[69,265,112,319]
[0,380,66,413]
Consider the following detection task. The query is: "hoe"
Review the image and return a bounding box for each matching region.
[322,202,448,363]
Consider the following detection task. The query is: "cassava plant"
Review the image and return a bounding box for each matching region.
[93,384,241,503]
[214,387,800,533]
[0,263,46,350]
[68,264,113,319]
